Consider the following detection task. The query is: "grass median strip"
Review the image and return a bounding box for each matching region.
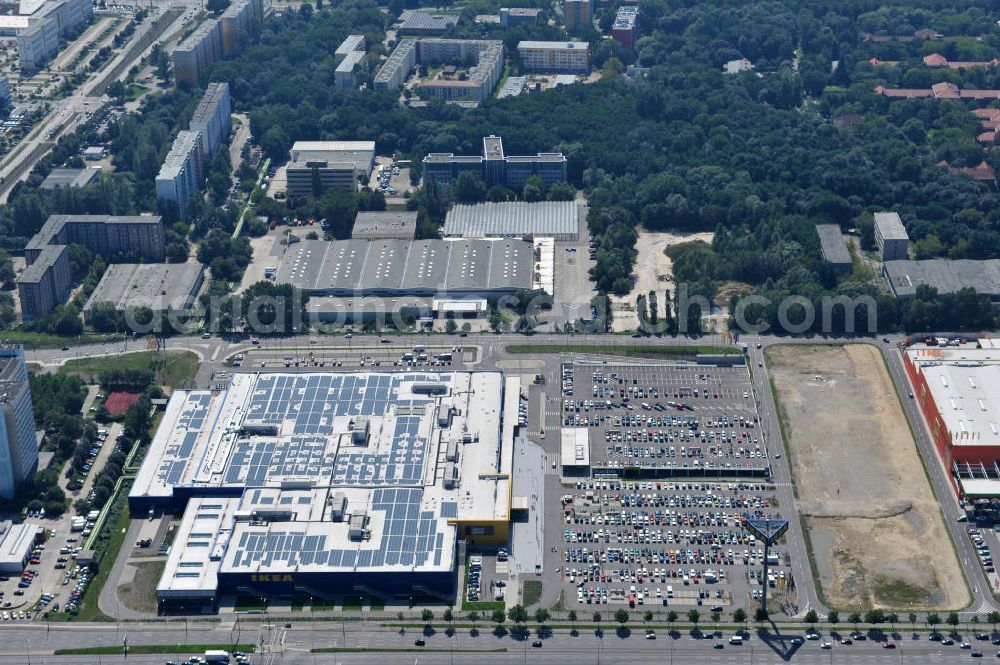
[313,647,507,654]
[504,344,734,359]
[55,644,257,655]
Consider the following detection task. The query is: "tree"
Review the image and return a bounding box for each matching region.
[508,605,528,626]
[804,609,818,628]
[443,608,453,624]
[534,608,550,626]
[453,172,486,204]
[755,608,769,625]
[986,611,999,633]
[592,611,602,625]
[687,609,700,627]
[568,609,577,631]
[445,319,457,334]
[827,609,839,627]
[522,175,544,202]
[614,609,628,626]
[648,291,658,325]
[887,613,899,630]
[421,608,433,625]
[491,609,506,627]
[946,611,960,631]
[733,608,747,628]
[643,610,653,624]
[927,613,941,629]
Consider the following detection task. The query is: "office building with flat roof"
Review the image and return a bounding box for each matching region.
[130,370,519,610]
[0,346,37,499]
[15,0,92,71]
[156,130,204,220]
[612,5,638,49]
[423,134,567,189]
[351,211,418,240]
[499,7,540,26]
[564,0,590,34]
[189,82,231,160]
[285,141,376,198]
[874,212,909,261]
[518,40,590,73]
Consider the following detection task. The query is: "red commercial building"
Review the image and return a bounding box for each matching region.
[903,341,1000,499]
[612,5,638,49]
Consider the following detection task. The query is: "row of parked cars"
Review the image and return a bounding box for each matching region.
[969,527,995,573]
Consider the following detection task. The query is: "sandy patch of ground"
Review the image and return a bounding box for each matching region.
[609,229,714,332]
[767,344,968,611]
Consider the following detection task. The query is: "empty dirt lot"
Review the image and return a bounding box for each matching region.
[767,344,968,611]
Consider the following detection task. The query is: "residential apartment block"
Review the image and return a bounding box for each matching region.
[499,7,541,26]
[220,0,263,56]
[376,39,504,105]
[423,135,567,189]
[174,20,222,86]
[0,346,37,499]
[155,130,205,220]
[517,40,590,73]
[189,82,232,159]
[335,50,367,90]
[612,5,638,49]
[335,34,365,64]
[18,215,165,319]
[564,0,591,34]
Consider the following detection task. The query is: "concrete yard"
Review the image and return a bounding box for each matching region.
[766,344,968,611]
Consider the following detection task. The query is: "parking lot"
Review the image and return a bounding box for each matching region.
[561,362,771,477]
[544,360,797,614]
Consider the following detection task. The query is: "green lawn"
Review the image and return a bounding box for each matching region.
[522,580,543,607]
[504,344,736,359]
[59,350,199,388]
[56,644,256,655]
[0,329,109,348]
[313,647,506,654]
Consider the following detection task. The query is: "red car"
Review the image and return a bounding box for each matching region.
[882,642,896,649]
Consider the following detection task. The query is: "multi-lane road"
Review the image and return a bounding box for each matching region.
[0,618,996,664]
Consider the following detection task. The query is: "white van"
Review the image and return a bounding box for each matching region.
[729,636,743,645]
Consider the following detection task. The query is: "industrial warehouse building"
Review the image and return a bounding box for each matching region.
[82,262,205,324]
[129,370,519,611]
[0,521,39,572]
[904,341,1000,499]
[883,259,1000,302]
[273,237,539,323]
[443,201,581,240]
[351,211,417,240]
[815,224,851,274]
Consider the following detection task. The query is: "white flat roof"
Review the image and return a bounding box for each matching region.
[907,346,1000,446]
[561,427,590,467]
[0,522,37,567]
[137,371,517,580]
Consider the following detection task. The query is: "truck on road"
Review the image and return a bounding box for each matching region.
[203,651,230,663]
